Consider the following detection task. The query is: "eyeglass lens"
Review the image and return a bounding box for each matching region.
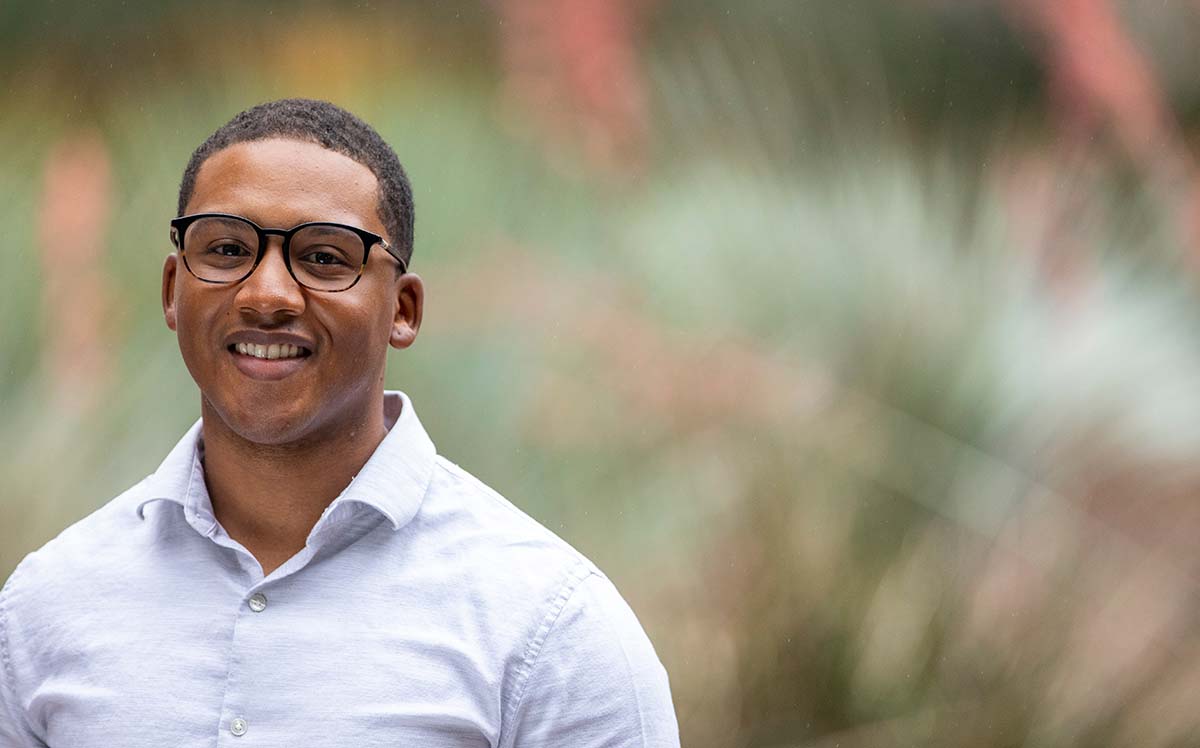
[183,216,366,292]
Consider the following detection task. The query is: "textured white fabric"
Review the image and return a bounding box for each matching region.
[0,391,679,747]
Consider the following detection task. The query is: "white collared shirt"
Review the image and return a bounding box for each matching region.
[0,392,679,747]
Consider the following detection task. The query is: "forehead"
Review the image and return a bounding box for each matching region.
[186,137,383,233]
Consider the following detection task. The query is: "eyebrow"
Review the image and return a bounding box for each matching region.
[204,216,256,230]
[298,224,357,238]
[209,216,365,235]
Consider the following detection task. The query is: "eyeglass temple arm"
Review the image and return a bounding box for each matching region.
[379,240,408,274]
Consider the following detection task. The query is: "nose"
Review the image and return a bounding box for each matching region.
[234,237,306,321]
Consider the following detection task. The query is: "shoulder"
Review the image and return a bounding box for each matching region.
[413,459,678,745]
[498,564,680,747]
[1,476,157,620]
[520,569,670,699]
[404,456,605,657]
[417,455,598,578]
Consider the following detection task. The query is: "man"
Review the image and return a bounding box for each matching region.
[0,99,680,747]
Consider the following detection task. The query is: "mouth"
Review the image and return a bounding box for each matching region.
[228,342,312,360]
[226,342,313,381]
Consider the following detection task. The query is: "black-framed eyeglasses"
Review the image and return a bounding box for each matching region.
[169,212,407,293]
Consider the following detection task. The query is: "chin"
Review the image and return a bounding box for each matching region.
[232,419,311,447]
[202,392,320,448]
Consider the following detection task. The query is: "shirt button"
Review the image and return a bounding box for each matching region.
[231,717,248,736]
[248,593,267,613]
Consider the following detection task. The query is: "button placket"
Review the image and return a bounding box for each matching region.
[226,590,267,740]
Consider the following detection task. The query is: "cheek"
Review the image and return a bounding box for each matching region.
[316,298,395,358]
[178,293,215,328]
[172,289,229,360]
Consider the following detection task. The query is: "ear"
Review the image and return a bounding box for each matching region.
[390,272,424,350]
[162,253,179,331]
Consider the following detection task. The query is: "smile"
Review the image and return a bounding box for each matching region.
[226,341,312,382]
[231,342,310,360]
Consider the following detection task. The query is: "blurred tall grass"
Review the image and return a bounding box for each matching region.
[5,2,1200,746]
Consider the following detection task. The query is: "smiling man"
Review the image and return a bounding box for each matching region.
[0,99,680,747]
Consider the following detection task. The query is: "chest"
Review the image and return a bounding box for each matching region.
[27,579,502,748]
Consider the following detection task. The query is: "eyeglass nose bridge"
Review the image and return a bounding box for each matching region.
[247,229,302,287]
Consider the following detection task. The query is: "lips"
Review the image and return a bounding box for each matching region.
[232,342,307,360]
[224,332,315,381]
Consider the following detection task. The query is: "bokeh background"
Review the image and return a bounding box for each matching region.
[5,1,1200,745]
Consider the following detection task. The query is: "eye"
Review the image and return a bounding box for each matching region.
[300,248,351,266]
[208,242,253,257]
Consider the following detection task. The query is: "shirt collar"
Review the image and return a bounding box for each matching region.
[135,391,436,533]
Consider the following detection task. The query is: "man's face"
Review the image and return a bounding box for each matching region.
[162,137,422,447]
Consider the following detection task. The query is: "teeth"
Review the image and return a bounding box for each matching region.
[234,342,306,360]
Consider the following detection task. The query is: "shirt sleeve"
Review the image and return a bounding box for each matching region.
[0,571,45,747]
[502,572,680,748]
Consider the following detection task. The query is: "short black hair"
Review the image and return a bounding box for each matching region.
[177,98,414,267]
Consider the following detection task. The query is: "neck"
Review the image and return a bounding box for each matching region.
[200,396,389,575]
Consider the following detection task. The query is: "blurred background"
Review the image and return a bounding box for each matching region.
[4,0,1200,745]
